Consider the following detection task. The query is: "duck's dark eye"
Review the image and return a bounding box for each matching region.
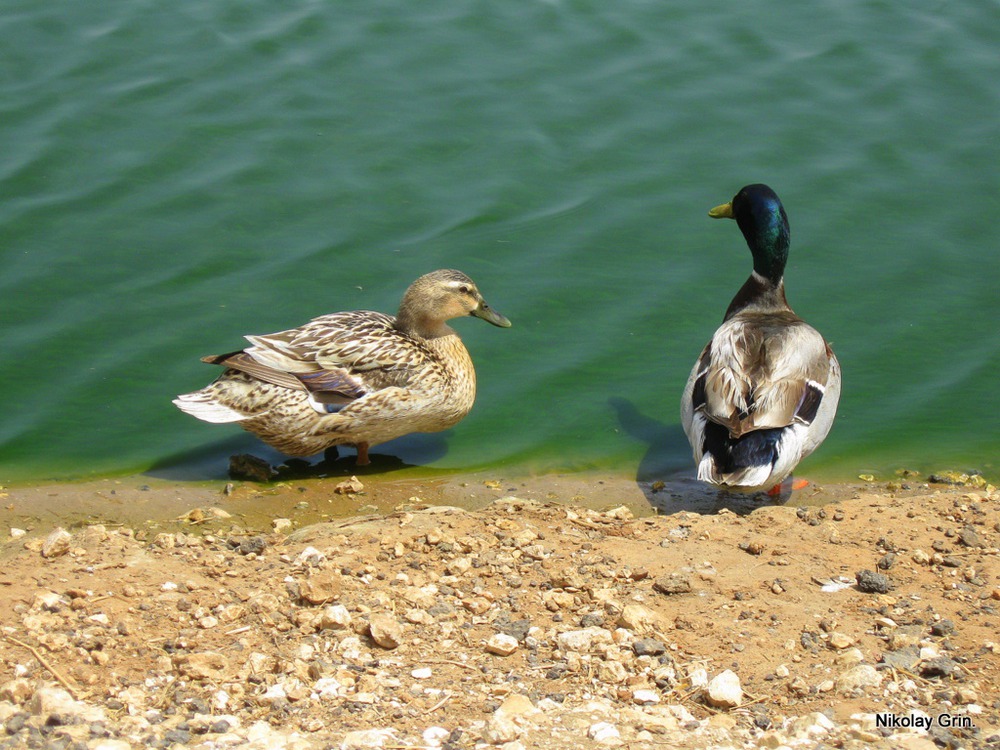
[458,285,470,294]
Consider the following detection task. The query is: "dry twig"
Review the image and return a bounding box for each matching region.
[3,634,81,700]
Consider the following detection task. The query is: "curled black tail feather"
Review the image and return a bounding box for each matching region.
[703,422,783,474]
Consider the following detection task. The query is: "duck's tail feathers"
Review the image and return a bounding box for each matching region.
[698,421,788,489]
[173,392,248,424]
[698,455,774,489]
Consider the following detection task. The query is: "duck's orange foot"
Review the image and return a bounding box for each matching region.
[767,478,810,496]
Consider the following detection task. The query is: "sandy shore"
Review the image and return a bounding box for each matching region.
[0,469,997,749]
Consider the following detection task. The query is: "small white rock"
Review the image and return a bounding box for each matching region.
[587,722,621,743]
[422,726,450,747]
[41,528,72,558]
[483,713,520,744]
[411,667,432,679]
[835,664,883,693]
[498,693,537,717]
[486,633,519,656]
[319,604,353,630]
[557,627,614,653]
[294,546,326,567]
[632,689,660,705]
[705,669,743,708]
[33,591,64,612]
[827,632,854,649]
[919,644,940,660]
[688,667,708,689]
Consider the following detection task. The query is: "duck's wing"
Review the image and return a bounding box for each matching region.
[691,312,836,437]
[207,311,431,404]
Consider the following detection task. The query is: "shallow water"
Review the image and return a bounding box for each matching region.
[2,1,998,485]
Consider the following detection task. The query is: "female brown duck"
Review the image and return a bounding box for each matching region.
[174,269,510,465]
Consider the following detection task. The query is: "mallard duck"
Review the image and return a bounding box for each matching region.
[681,184,841,492]
[174,269,511,465]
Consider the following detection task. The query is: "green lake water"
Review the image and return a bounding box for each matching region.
[2,1,998,485]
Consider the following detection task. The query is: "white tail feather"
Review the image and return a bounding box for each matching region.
[698,454,774,490]
[173,393,248,424]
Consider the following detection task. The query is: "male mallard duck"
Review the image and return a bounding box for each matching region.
[174,269,511,465]
[680,184,841,492]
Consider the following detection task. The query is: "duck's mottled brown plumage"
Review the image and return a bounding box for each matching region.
[174,270,510,464]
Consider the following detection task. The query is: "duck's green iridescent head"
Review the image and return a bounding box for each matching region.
[709,184,790,283]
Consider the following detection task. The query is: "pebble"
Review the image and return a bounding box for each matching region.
[930,619,956,636]
[652,573,692,595]
[786,712,836,739]
[632,638,666,656]
[587,721,621,743]
[705,669,743,708]
[299,570,343,604]
[0,679,33,704]
[618,603,668,634]
[688,666,708,689]
[483,713,521,744]
[631,689,660,705]
[855,569,892,593]
[41,527,72,558]
[920,656,961,678]
[827,632,854,649]
[28,685,104,723]
[228,453,274,482]
[882,645,920,671]
[33,590,64,611]
[172,652,228,680]
[319,604,353,630]
[958,525,987,548]
[835,664,882,693]
[557,627,613,653]
[486,633,520,656]
[334,476,364,494]
[368,613,404,649]
[294,546,327,567]
[422,726,450,746]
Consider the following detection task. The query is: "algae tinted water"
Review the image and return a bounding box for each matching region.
[2,1,998,483]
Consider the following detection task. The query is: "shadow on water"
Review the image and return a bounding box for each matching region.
[146,431,452,483]
[608,397,797,516]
